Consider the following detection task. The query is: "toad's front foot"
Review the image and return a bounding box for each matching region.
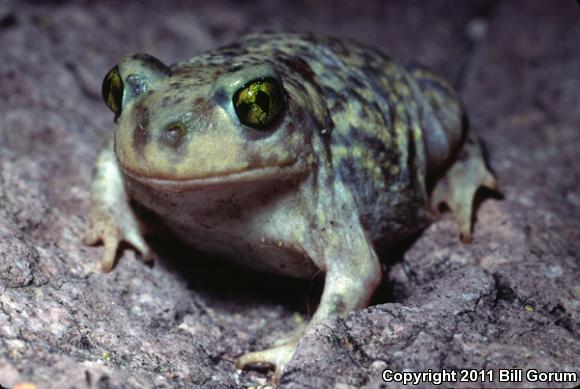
[83,211,152,272]
[236,341,297,385]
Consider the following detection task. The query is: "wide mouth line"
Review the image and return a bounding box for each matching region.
[120,162,301,191]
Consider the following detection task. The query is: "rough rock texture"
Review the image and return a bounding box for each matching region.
[0,1,579,388]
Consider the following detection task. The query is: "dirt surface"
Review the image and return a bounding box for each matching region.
[0,1,579,388]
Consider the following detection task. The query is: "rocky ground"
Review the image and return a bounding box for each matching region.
[0,0,579,388]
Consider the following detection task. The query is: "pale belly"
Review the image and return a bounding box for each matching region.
[163,217,319,278]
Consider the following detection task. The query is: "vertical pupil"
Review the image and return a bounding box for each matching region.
[255,90,271,114]
[238,101,251,119]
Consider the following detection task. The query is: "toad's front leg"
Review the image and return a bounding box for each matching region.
[237,215,382,383]
[83,136,151,272]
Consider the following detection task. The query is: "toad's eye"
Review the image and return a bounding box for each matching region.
[232,77,285,130]
[102,65,124,116]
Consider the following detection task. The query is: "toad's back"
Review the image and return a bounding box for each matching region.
[209,32,465,244]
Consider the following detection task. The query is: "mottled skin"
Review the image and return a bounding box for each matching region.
[84,32,497,382]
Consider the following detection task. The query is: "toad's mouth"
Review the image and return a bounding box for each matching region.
[120,161,305,193]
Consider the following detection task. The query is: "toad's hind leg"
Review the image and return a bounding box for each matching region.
[430,133,498,243]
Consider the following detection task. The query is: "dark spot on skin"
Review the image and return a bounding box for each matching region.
[348,75,365,88]
[169,81,184,89]
[323,86,340,101]
[278,56,317,84]
[272,49,286,58]
[358,49,375,64]
[285,78,308,96]
[222,42,242,50]
[228,65,243,73]
[214,88,228,107]
[192,97,213,115]
[360,65,378,79]
[132,104,150,154]
[299,52,318,64]
[327,38,351,57]
[370,100,392,129]
[405,62,428,74]
[358,106,368,119]
[293,103,334,141]
[218,42,248,56]
[354,126,391,159]
[330,99,345,114]
[287,122,295,132]
[333,125,399,200]
[349,88,370,105]
[218,50,239,58]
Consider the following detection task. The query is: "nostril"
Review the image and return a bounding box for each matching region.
[161,122,188,150]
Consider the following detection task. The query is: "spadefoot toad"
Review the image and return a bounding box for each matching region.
[84,32,497,380]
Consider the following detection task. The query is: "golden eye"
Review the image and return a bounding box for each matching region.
[102,65,124,115]
[232,77,285,130]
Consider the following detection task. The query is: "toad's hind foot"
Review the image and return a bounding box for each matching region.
[236,341,297,385]
[430,134,498,243]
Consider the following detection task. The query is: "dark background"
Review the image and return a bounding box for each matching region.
[0,1,579,388]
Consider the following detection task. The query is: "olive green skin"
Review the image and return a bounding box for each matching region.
[85,32,495,378]
[109,32,462,271]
